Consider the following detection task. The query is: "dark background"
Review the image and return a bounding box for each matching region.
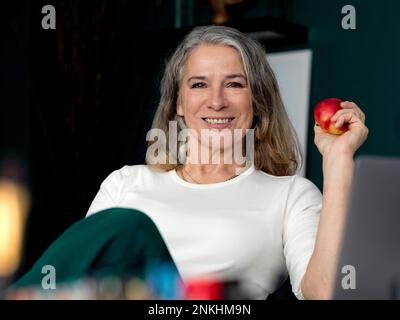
[1,0,400,293]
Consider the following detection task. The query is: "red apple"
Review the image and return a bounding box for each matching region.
[184,278,224,300]
[314,98,349,135]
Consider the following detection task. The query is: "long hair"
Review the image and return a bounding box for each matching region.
[147,25,302,176]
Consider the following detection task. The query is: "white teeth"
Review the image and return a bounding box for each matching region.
[204,118,233,124]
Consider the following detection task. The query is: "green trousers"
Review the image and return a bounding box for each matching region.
[12,208,181,296]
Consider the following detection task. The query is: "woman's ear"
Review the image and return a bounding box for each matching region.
[176,95,184,116]
[176,104,184,116]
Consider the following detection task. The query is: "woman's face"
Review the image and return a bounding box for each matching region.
[177,45,253,136]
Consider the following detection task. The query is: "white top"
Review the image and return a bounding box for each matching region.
[86,164,322,300]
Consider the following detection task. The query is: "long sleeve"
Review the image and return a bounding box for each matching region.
[283,175,322,300]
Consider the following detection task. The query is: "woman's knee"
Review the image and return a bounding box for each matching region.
[89,208,160,236]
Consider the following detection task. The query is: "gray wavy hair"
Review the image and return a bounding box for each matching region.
[147,25,302,176]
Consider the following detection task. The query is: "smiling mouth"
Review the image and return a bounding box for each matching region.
[202,117,235,124]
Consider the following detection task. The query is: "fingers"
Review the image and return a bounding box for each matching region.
[334,112,356,129]
[342,101,366,122]
[331,101,366,123]
[334,112,369,138]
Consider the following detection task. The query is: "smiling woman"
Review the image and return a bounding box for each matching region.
[175,45,253,166]
[149,26,303,181]
[177,45,253,133]
[12,25,368,300]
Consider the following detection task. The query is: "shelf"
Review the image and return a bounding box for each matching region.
[139,16,308,52]
[225,16,308,50]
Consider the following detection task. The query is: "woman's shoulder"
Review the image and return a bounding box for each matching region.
[114,164,152,176]
[254,170,321,197]
[286,174,322,204]
[290,174,321,193]
[255,169,317,186]
[253,169,296,186]
[101,164,158,186]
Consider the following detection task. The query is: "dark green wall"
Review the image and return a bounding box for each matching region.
[191,0,400,188]
[286,0,400,188]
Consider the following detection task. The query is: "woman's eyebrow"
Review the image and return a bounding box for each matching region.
[187,76,207,82]
[226,74,247,80]
[187,74,247,82]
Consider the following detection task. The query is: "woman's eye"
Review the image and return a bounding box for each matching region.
[227,82,244,88]
[191,82,206,89]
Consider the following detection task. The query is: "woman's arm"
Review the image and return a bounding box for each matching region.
[300,101,369,300]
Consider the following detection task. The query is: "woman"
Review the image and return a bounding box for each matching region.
[13,25,368,300]
[86,25,368,300]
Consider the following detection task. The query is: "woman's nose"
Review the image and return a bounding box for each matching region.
[207,86,226,110]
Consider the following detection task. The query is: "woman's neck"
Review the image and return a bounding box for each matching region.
[179,163,247,184]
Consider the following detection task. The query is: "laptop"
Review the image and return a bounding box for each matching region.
[332,155,400,299]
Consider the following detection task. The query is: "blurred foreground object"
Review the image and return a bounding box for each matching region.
[6,263,251,300]
[184,278,224,299]
[0,177,30,295]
